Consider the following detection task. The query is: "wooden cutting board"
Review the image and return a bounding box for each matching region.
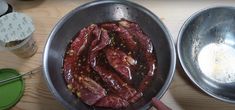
[1,0,235,110]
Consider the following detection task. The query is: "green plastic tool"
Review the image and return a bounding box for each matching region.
[0,69,24,110]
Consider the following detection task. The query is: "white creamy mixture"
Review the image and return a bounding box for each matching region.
[198,43,235,83]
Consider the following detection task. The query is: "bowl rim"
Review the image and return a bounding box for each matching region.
[177,6,235,104]
[43,0,176,109]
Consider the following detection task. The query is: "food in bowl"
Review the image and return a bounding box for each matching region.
[63,19,157,109]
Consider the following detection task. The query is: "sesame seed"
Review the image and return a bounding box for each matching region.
[76,92,81,97]
[67,84,72,90]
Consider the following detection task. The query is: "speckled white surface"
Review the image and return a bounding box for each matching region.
[0,12,35,46]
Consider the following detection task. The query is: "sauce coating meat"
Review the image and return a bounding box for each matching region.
[63,19,157,109]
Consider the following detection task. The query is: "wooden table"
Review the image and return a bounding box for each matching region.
[1,0,235,110]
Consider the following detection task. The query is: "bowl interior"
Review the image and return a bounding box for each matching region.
[44,1,175,110]
[178,7,235,103]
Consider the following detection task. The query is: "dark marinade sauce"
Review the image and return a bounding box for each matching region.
[63,20,157,109]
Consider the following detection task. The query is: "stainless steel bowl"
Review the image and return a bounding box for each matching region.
[178,6,235,103]
[43,0,176,110]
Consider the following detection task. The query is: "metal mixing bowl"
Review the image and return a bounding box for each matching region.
[178,6,235,103]
[43,0,176,110]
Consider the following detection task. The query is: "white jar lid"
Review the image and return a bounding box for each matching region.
[0,0,8,16]
[0,12,35,49]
